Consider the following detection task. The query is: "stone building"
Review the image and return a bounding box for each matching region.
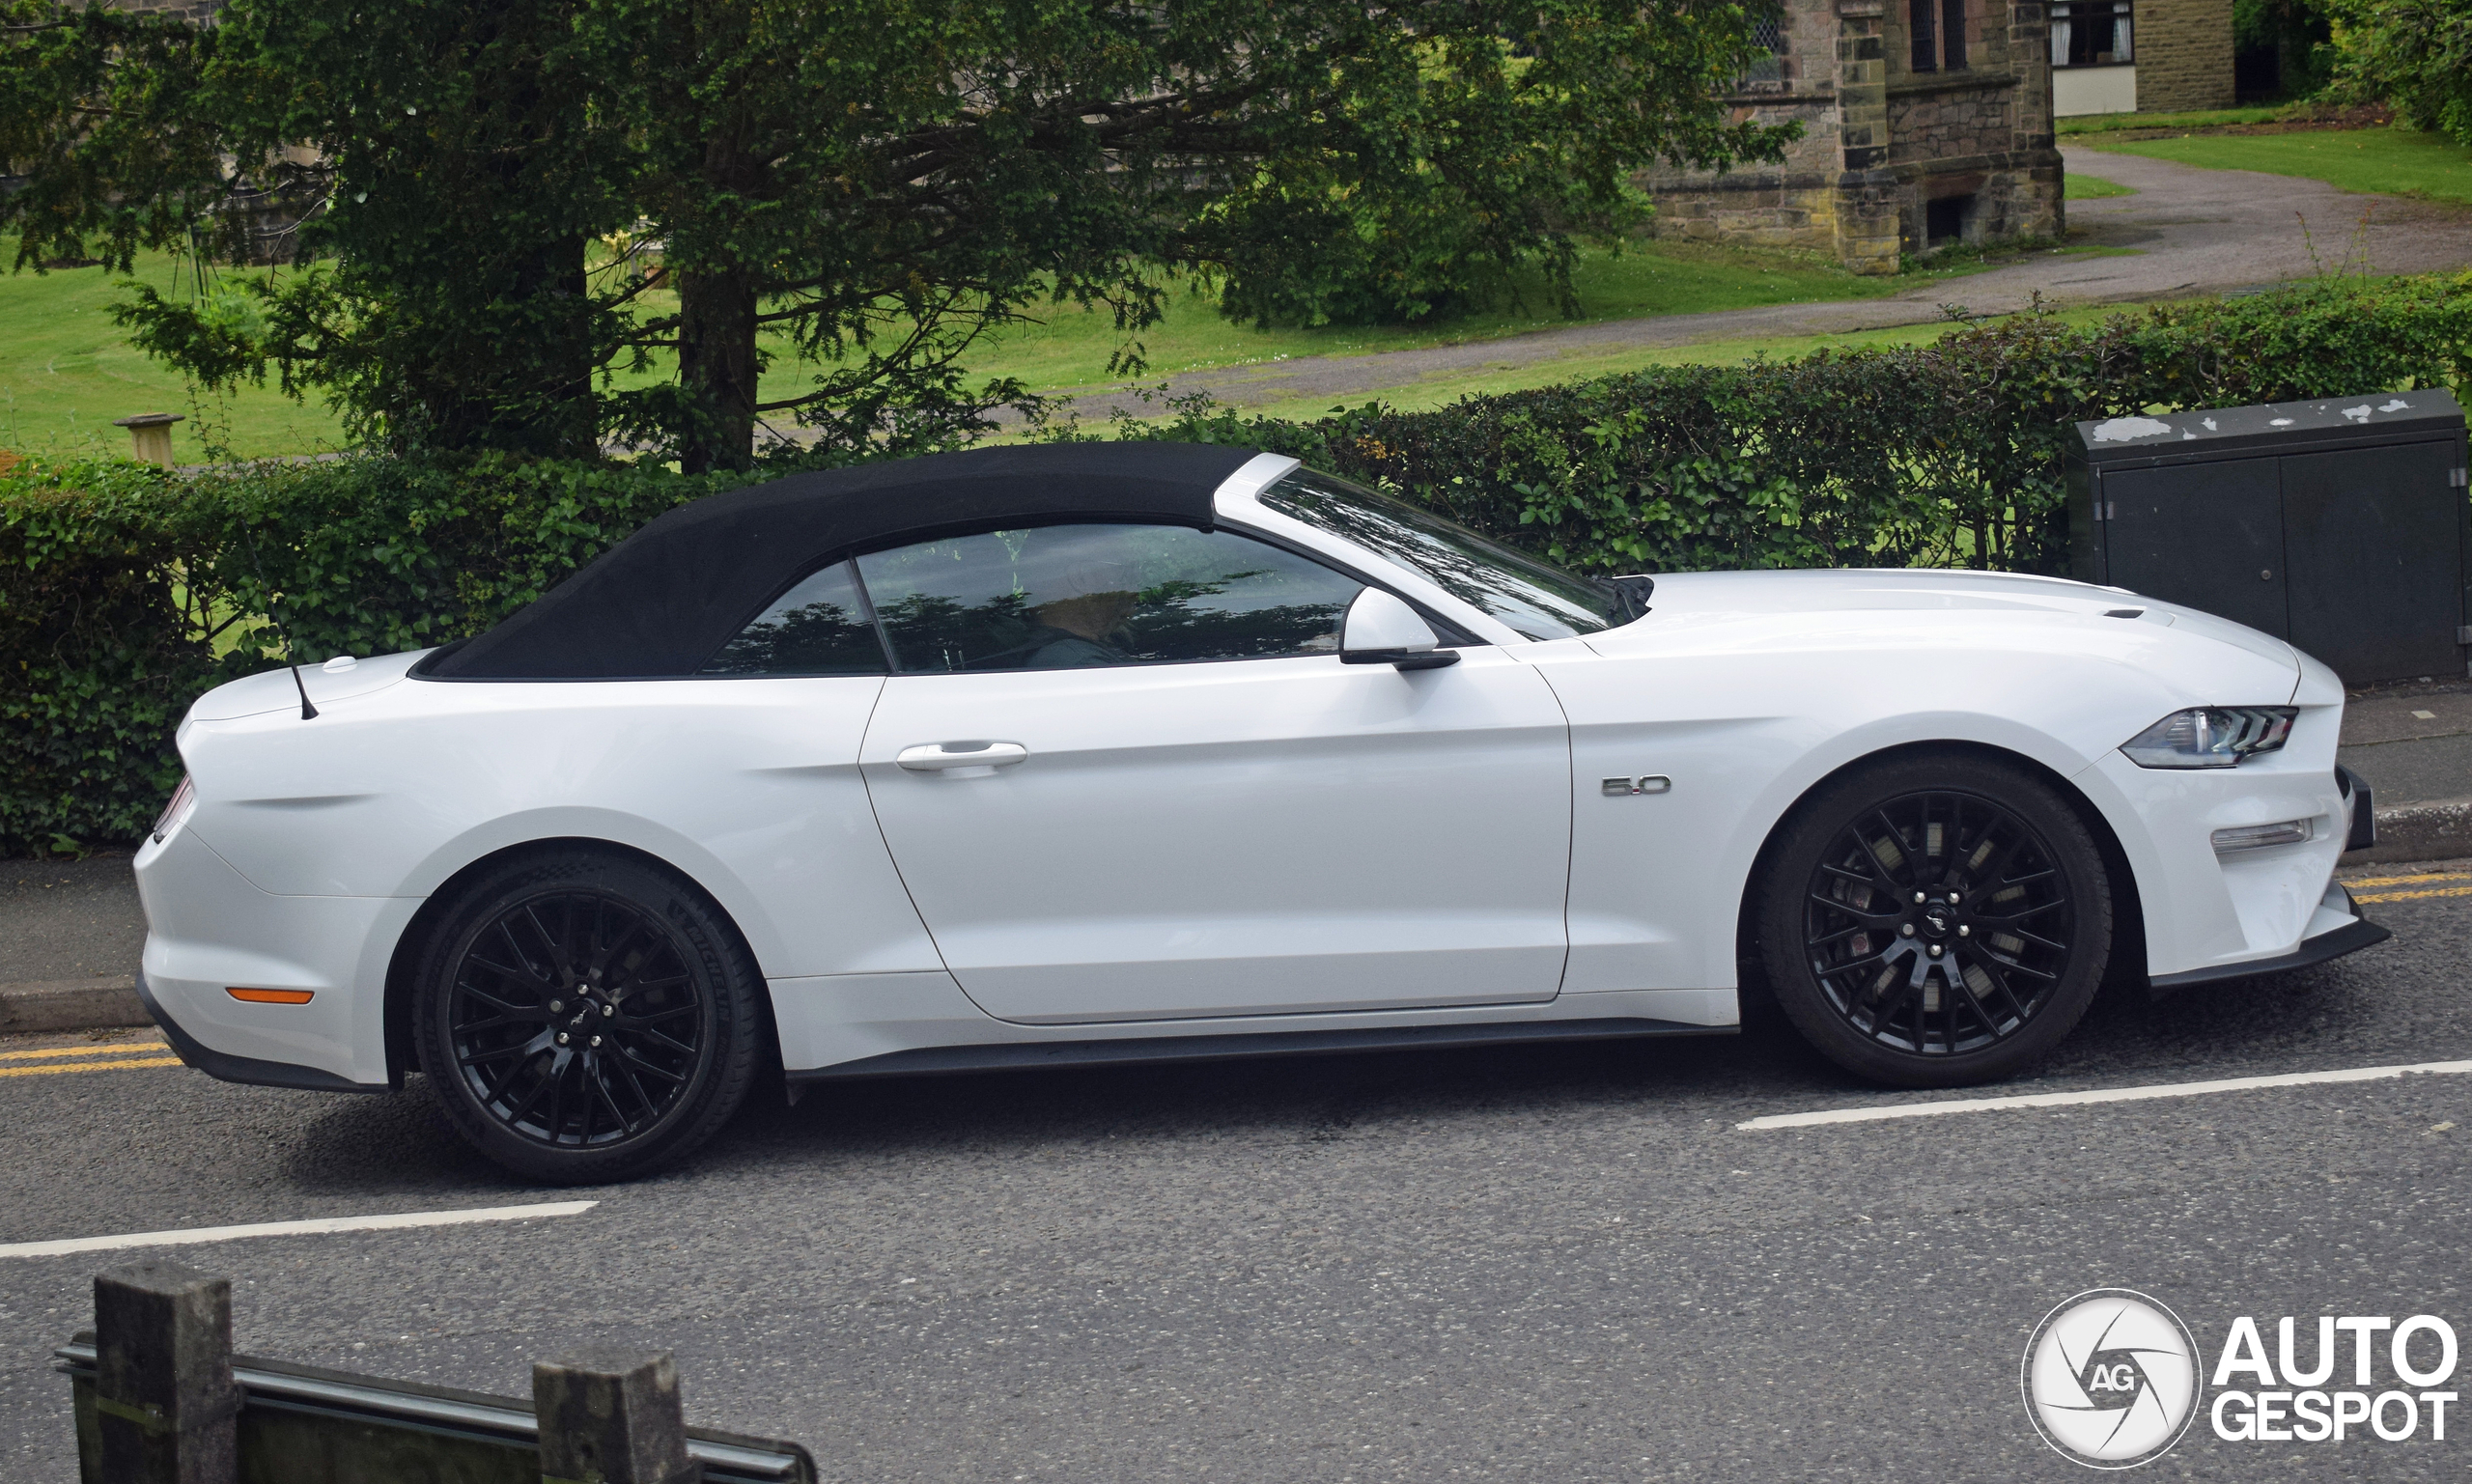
[2050,0,2235,116]
[1644,0,2065,274]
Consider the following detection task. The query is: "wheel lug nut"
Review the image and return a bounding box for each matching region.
[1927,943,1943,958]
[1957,924,1971,938]
[1913,891,1927,904]
[548,999,562,1013]
[589,1035,603,1049]
[1899,923,1915,937]
[1948,890,1962,904]
[602,1003,615,1017]
[555,1032,570,1046]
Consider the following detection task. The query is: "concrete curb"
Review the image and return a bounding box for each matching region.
[0,975,153,1035]
[2341,798,2472,867]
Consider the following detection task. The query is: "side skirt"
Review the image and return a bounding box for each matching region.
[787,1015,1732,1087]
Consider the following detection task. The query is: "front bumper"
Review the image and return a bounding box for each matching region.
[2337,763,2376,852]
[2148,881,2391,993]
[2082,742,2368,981]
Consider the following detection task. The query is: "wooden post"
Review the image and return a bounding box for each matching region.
[112,412,183,466]
[534,1347,700,1484]
[92,1262,240,1484]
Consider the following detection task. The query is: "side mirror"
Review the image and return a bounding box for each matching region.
[1340,588,1460,670]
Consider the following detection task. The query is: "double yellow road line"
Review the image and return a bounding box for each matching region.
[2348,870,2472,906]
[0,1041,183,1078]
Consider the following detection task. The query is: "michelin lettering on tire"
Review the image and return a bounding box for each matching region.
[2022,1288,2203,1468]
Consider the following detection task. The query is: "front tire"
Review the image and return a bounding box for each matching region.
[411,849,765,1183]
[1756,752,2112,1088]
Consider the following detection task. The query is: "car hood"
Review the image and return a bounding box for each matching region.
[185,649,433,723]
[1593,568,2302,691]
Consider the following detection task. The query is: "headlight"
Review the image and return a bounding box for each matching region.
[2120,707,2297,770]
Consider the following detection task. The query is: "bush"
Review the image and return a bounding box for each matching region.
[1107,273,2472,577]
[0,453,748,853]
[6,272,2467,854]
[2328,0,2472,145]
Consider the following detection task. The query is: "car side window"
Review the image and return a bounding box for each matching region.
[701,560,888,676]
[854,523,1364,673]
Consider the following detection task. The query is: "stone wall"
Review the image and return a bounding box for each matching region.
[1644,0,2063,273]
[1639,0,1851,262]
[2135,0,2236,112]
[1887,79,2018,164]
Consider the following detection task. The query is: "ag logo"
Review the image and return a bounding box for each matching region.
[2022,1289,2202,1468]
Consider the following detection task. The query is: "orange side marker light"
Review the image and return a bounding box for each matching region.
[226,987,315,1005]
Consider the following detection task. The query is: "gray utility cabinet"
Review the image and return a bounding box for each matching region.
[2066,388,2470,686]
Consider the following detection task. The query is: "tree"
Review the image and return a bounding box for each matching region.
[4,0,634,456]
[2326,0,2472,145]
[4,1,1797,471]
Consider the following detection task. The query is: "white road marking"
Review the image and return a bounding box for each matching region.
[1738,1059,2472,1131]
[0,1200,598,1259]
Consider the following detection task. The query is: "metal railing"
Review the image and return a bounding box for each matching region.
[56,1262,814,1484]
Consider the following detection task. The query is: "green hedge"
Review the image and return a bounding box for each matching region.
[6,273,2468,854]
[1,454,749,853]
[1105,274,2472,576]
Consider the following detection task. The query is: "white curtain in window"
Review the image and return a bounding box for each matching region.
[2050,16,2071,64]
[2115,14,2131,60]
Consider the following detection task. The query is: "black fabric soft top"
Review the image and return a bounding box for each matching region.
[422,441,1267,679]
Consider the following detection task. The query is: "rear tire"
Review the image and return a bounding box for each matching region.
[411,848,764,1183]
[1756,751,2112,1088]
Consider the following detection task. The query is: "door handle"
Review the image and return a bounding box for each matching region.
[896,741,1029,774]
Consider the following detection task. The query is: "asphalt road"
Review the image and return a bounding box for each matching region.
[5,866,2470,1480]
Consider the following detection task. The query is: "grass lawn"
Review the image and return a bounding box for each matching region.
[930,238,2006,398]
[0,235,2038,460]
[0,252,346,462]
[1058,299,2156,428]
[2078,126,2472,206]
[2065,171,2136,199]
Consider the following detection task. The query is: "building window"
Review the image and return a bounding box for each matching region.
[1926,194,1974,244]
[1910,0,1968,71]
[1742,8,1788,86]
[2051,0,2133,66]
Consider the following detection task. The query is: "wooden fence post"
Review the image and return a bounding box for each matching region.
[92,1262,240,1484]
[533,1347,700,1484]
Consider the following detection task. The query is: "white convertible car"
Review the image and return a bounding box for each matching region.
[135,444,2385,1180]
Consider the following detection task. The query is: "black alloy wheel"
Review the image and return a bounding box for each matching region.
[1757,753,2112,1087]
[451,892,705,1146]
[413,850,764,1182]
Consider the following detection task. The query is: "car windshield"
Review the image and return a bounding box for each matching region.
[1258,468,1617,640]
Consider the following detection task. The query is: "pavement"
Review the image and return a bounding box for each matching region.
[0,857,148,1034]
[2324,680,2472,864]
[2,859,2467,1480]
[1044,147,2472,419]
[7,676,2467,1033]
